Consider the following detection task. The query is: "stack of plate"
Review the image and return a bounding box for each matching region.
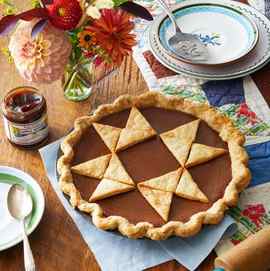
[149,0,270,80]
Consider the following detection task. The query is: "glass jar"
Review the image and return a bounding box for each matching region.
[1,86,49,148]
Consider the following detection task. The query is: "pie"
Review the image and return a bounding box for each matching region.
[57,92,251,240]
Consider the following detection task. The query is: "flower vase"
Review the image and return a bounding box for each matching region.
[63,56,117,102]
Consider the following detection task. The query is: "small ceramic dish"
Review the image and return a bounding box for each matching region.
[0,166,45,251]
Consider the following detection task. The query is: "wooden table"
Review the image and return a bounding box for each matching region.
[1,1,270,271]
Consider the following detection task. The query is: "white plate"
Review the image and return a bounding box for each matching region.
[159,3,259,65]
[0,166,45,251]
[149,0,270,80]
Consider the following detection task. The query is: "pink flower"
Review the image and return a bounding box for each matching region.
[9,20,71,83]
[242,204,266,227]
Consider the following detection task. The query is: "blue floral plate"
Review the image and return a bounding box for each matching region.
[149,0,270,80]
[158,3,259,65]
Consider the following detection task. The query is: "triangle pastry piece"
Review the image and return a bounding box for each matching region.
[160,120,200,166]
[93,123,121,152]
[89,178,135,202]
[138,168,182,193]
[116,107,156,151]
[138,186,173,222]
[175,169,209,203]
[104,154,134,185]
[116,129,156,152]
[126,107,154,130]
[185,143,227,168]
[71,154,111,179]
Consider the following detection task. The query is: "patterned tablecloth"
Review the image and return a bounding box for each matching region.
[132,0,270,254]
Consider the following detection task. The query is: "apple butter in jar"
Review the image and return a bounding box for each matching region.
[1,86,49,148]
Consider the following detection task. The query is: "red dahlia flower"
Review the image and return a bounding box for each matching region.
[46,0,83,30]
[87,9,136,66]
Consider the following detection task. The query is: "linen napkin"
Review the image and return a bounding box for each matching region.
[40,139,236,271]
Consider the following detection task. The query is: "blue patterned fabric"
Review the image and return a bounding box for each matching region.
[265,0,270,19]
[202,79,245,107]
[246,141,270,187]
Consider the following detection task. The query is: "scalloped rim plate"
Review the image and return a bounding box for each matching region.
[149,0,270,80]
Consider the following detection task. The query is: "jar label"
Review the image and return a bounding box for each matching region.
[3,114,49,146]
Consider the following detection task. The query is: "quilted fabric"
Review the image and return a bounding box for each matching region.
[202,79,245,107]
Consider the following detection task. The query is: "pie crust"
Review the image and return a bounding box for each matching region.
[57,92,251,240]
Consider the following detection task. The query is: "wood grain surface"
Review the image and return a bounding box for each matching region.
[0,1,270,271]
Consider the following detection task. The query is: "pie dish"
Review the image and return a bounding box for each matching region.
[57,92,251,240]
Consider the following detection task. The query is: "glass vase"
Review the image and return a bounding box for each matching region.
[62,56,117,102]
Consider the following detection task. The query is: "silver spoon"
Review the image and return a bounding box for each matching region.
[7,184,35,271]
[155,0,208,63]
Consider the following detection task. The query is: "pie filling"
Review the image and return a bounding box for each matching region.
[72,107,232,226]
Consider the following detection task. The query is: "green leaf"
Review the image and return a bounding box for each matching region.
[113,0,128,6]
[1,47,13,63]
[0,0,12,5]
[31,0,41,8]
[67,30,83,65]
[0,0,16,15]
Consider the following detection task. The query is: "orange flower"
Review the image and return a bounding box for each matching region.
[87,9,136,66]
[78,30,97,50]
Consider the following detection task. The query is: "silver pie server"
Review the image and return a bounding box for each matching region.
[7,184,35,271]
[155,0,209,63]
